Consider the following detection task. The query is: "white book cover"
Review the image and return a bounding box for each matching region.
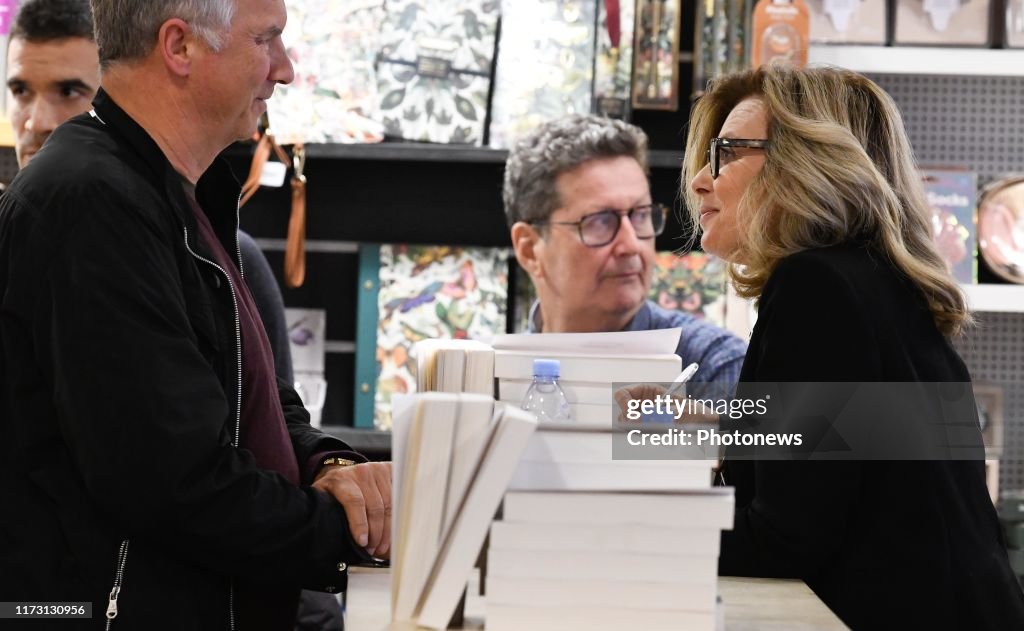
[493,328,682,355]
[414,405,538,630]
[390,394,415,532]
[494,350,682,382]
[502,489,735,530]
[391,395,458,621]
[487,548,719,583]
[497,396,618,423]
[489,521,722,557]
[499,378,614,406]
[486,603,716,631]
[505,401,617,423]
[518,423,718,466]
[441,395,495,535]
[487,576,718,613]
[507,460,714,492]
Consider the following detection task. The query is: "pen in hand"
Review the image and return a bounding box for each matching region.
[667,362,699,398]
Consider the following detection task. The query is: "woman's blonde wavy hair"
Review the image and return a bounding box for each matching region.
[683,65,970,336]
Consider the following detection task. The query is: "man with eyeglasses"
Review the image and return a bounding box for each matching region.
[505,114,747,385]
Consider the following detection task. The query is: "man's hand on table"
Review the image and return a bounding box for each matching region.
[314,461,393,559]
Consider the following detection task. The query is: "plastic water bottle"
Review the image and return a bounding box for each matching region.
[521,359,573,422]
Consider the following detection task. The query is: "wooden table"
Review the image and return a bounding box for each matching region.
[343,568,848,630]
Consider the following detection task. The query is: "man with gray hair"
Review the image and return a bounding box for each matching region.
[0,1,390,628]
[506,114,746,384]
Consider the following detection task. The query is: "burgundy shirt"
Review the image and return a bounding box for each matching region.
[186,191,301,629]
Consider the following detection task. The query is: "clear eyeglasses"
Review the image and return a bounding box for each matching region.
[706,137,770,179]
[532,203,668,247]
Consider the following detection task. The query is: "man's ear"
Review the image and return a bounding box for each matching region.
[511,221,544,280]
[157,18,195,77]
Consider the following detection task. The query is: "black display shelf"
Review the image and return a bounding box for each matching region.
[227,140,684,170]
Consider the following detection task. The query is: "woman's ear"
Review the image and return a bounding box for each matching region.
[511,221,544,280]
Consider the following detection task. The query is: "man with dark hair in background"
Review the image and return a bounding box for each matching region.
[6,0,98,168]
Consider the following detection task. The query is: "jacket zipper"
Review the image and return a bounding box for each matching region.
[104,539,129,629]
[183,218,244,631]
[92,107,132,631]
[91,108,246,630]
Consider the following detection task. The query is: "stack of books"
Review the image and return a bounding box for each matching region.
[492,329,685,423]
[413,338,494,395]
[390,392,537,630]
[487,423,734,631]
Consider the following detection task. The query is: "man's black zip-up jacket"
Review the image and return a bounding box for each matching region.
[0,89,369,629]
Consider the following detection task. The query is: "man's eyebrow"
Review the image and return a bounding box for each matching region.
[6,78,26,90]
[56,78,94,91]
[258,26,284,39]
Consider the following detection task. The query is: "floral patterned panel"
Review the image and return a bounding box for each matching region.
[375,0,500,145]
[488,0,596,149]
[649,251,727,327]
[594,0,635,119]
[269,0,386,144]
[374,245,509,430]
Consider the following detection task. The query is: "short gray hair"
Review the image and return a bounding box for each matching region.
[90,0,236,67]
[503,114,649,228]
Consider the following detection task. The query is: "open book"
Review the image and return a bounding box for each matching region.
[390,392,537,629]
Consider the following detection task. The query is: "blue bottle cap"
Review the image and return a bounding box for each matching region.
[643,411,676,424]
[532,358,560,378]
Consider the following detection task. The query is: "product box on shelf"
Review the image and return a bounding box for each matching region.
[286,308,328,427]
[375,0,500,145]
[1008,0,1024,47]
[921,168,978,285]
[488,0,596,149]
[593,0,635,119]
[751,0,811,68]
[806,0,887,44]
[894,0,991,46]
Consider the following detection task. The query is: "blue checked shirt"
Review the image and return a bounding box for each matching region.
[528,300,747,385]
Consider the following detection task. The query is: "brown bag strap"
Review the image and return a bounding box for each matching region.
[284,143,307,288]
[240,131,291,208]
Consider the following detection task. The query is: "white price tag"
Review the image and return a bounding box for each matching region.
[259,161,288,188]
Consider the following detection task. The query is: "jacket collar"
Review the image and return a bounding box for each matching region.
[91,88,243,264]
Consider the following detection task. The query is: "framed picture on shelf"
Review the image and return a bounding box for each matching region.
[973,383,1004,459]
[354,244,510,430]
[632,0,683,111]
